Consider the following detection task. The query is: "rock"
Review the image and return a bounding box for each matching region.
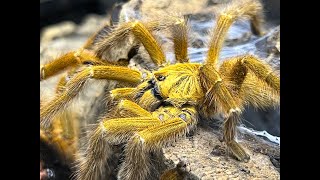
[261,0,280,24]
[40,21,77,43]
[76,14,108,35]
[161,127,279,179]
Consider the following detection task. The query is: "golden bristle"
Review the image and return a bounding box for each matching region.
[110,88,136,101]
[41,51,78,80]
[171,18,189,63]
[131,21,166,66]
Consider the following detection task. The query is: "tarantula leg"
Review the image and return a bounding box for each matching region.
[110,88,136,101]
[40,51,77,81]
[74,117,160,180]
[73,123,112,180]
[40,110,78,164]
[223,110,250,162]
[131,21,167,66]
[95,21,167,66]
[54,67,80,94]
[50,110,78,162]
[118,112,196,180]
[160,160,191,180]
[199,66,249,161]
[115,99,152,117]
[240,55,280,93]
[40,65,142,128]
[205,0,263,67]
[40,49,108,81]
[219,55,279,107]
[211,84,249,161]
[250,12,264,36]
[55,75,69,94]
[209,82,249,162]
[106,98,152,118]
[200,65,240,113]
[171,17,189,63]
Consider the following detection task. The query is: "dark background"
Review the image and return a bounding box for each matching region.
[40,0,279,32]
[40,0,126,31]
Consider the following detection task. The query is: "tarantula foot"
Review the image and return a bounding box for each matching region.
[160,160,191,180]
[227,140,250,162]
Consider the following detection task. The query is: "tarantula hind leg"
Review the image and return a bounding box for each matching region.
[239,55,280,92]
[40,49,106,81]
[223,110,250,162]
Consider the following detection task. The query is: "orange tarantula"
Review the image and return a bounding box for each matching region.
[40,0,279,179]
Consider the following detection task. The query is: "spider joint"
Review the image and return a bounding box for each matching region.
[73,50,81,58]
[220,13,233,20]
[89,66,94,78]
[228,108,241,114]
[131,20,140,28]
[137,135,145,144]
[214,78,223,85]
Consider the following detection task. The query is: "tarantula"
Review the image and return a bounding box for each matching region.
[40,0,279,179]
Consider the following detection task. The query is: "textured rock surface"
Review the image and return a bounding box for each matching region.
[40,0,280,179]
[163,127,279,179]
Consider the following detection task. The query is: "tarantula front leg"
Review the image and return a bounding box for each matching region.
[109,73,154,102]
[40,65,142,128]
[118,106,197,180]
[105,99,152,118]
[75,115,161,180]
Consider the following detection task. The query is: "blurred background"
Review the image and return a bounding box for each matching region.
[41,0,121,30]
[40,0,279,32]
[40,0,280,136]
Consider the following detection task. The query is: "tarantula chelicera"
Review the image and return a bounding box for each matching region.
[40,0,279,179]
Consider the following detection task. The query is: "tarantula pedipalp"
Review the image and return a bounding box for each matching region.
[40,0,279,179]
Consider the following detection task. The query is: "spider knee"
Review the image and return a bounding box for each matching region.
[220,13,233,21]
[73,50,81,58]
[132,134,145,144]
[87,66,94,78]
[228,108,241,115]
[239,55,254,64]
[131,20,142,28]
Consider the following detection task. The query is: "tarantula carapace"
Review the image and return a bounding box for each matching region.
[40,0,279,179]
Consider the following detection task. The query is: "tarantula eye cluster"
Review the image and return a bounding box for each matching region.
[40,0,279,179]
[156,75,166,81]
